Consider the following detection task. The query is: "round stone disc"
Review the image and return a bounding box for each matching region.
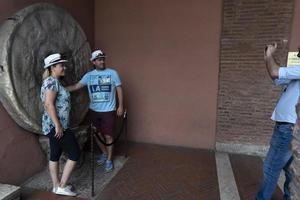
[0,3,91,134]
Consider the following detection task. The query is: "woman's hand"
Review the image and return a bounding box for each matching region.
[54,124,64,139]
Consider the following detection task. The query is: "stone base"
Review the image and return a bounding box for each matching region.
[22,152,128,199]
[216,142,269,157]
[0,184,20,200]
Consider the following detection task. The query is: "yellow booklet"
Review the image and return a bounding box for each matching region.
[287,52,300,67]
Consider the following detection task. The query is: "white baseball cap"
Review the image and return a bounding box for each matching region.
[90,49,106,61]
[43,53,68,69]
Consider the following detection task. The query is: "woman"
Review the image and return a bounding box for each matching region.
[40,53,80,196]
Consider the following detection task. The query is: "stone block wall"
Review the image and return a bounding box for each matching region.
[290,103,300,199]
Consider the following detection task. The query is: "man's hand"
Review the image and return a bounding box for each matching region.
[264,42,279,80]
[264,43,277,60]
[117,106,124,116]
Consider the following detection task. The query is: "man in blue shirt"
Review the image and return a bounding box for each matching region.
[68,49,123,172]
[256,43,298,200]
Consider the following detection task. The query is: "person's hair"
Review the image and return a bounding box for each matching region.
[42,68,51,80]
[42,52,55,80]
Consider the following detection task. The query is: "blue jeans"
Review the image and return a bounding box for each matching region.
[256,122,294,200]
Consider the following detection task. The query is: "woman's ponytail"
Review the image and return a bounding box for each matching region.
[42,68,50,80]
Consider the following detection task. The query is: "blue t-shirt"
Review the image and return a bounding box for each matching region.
[40,77,71,135]
[79,68,121,112]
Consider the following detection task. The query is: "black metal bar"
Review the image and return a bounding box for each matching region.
[90,124,95,197]
[124,112,128,158]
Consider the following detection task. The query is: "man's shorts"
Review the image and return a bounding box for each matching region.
[89,110,116,137]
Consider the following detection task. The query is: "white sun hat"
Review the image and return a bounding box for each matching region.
[90,49,106,61]
[43,53,68,69]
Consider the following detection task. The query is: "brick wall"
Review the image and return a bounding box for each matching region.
[217,0,294,145]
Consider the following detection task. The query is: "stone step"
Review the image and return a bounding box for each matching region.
[216,152,284,200]
[215,152,240,200]
[0,183,21,200]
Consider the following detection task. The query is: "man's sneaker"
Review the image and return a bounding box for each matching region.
[96,153,108,165]
[54,186,77,196]
[105,160,114,172]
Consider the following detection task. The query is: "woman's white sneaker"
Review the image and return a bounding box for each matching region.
[54,186,77,196]
[52,185,72,193]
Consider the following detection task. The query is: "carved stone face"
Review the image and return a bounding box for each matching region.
[0,3,91,134]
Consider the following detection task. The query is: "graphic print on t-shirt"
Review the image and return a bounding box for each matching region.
[89,75,112,102]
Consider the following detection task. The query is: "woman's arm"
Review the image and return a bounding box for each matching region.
[44,89,63,138]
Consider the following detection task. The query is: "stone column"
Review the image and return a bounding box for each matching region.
[290,103,300,199]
